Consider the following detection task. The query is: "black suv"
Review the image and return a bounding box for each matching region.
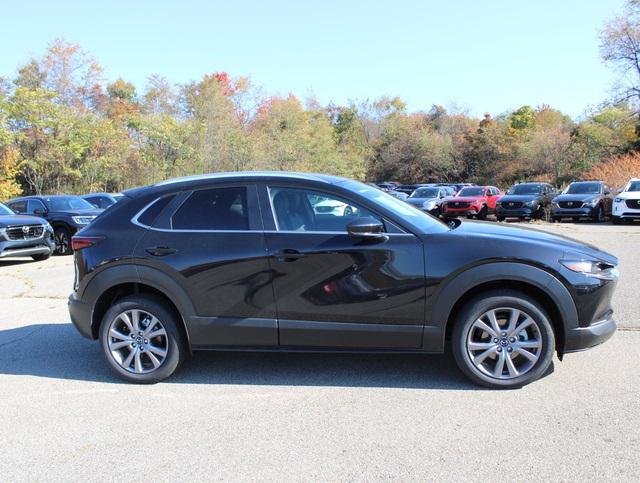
[68,172,618,388]
[551,181,613,223]
[6,195,103,255]
[496,182,557,221]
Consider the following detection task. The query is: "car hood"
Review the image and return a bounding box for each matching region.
[49,208,103,217]
[615,191,640,200]
[447,196,483,203]
[407,197,439,206]
[450,220,617,265]
[553,193,599,203]
[498,194,539,202]
[0,214,49,228]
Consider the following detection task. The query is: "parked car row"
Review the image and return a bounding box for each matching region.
[0,192,123,259]
[377,179,640,225]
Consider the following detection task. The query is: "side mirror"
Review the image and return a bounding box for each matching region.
[605,190,611,196]
[347,217,386,240]
[33,208,47,216]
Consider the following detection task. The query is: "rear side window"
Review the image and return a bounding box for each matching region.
[171,187,249,230]
[138,195,176,227]
[8,201,27,213]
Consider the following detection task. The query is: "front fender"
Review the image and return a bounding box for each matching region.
[423,262,578,352]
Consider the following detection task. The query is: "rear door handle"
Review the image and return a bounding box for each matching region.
[274,249,305,262]
[145,246,178,256]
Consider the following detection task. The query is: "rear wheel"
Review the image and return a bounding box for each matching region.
[451,290,555,389]
[99,295,186,383]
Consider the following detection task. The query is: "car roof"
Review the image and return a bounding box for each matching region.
[154,171,346,187]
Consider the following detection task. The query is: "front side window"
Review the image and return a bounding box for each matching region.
[8,200,27,213]
[269,187,379,232]
[27,199,46,214]
[172,187,249,230]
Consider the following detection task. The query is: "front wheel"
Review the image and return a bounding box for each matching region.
[32,253,51,262]
[54,226,72,255]
[99,295,186,383]
[477,206,488,220]
[592,205,604,223]
[451,290,555,389]
[496,216,505,222]
[612,216,622,225]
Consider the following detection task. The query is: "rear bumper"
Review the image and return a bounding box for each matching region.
[68,293,94,339]
[564,315,616,353]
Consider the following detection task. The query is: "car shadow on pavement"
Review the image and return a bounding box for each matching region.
[0,323,553,390]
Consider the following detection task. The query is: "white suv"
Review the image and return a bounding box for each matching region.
[612,178,640,224]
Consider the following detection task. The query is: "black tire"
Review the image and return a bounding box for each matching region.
[551,217,559,223]
[451,289,555,389]
[496,216,505,222]
[32,253,51,261]
[535,206,547,220]
[54,226,72,255]
[477,206,488,220]
[612,216,622,225]
[592,205,604,223]
[99,294,186,384]
[344,206,353,217]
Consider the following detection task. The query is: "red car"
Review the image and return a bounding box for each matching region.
[441,185,503,219]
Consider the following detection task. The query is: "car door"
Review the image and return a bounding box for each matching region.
[134,183,278,347]
[260,183,426,349]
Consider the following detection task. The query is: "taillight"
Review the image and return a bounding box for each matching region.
[71,236,104,251]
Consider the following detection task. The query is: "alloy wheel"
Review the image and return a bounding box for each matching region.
[107,309,169,374]
[466,307,542,380]
[55,230,69,254]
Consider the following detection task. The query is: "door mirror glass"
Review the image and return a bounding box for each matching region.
[347,217,385,239]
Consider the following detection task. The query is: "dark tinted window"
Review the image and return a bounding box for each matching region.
[172,187,249,230]
[566,182,601,194]
[138,195,176,227]
[27,199,46,214]
[8,200,27,213]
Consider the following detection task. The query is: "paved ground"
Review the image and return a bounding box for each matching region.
[0,222,638,481]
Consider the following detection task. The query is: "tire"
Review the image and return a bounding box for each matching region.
[451,289,555,389]
[477,206,488,220]
[54,226,72,255]
[32,253,51,261]
[496,216,505,222]
[612,216,621,225]
[592,205,604,223]
[535,206,546,220]
[99,294,186,384]
[551,217,559,223]
[343,206,353,217]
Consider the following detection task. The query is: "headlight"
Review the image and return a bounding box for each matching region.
[560,259,619,280]
[72,216,96,225]
[523,200,535,207]
[422,201,436,210]
[586,199,599,207]
[0,227,6,240]
[614,197,623,203]
[44,223,54,233]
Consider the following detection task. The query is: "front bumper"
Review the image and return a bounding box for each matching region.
[551,206,597,218]
[0,236,54,259]
[68,293,94,339]
[612,202,640,219]
[442,208,478,217]
[564,315,616,353]
[496,206,535,217]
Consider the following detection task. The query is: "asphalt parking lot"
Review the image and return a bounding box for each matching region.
[0,222,638,481]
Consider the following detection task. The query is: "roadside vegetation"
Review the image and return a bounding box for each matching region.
[1,1,640,198]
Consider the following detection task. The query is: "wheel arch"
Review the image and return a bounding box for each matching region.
[426,262,577,356]
[84,264,195,350]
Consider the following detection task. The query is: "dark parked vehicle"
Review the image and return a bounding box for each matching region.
[551,181,613,223]
[0,202,54,261]
[496,183,557,221]
[81,192,124,209]
[6,195,103,255]
[394,183,431,195]
[68,172,618,388]
[406,186,454,216]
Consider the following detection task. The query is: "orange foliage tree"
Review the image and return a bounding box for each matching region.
[584,152,640,189]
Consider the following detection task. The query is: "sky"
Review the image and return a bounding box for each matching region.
[0,0,628,119]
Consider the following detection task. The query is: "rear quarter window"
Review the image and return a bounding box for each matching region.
[137,195,176,227]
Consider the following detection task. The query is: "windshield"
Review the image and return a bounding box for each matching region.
[508,184,542,195]
[44,196,94,211]
[410,188,440,198]
[458,187,484,197]
[565,183,600,195]
[0,203,14,215]
[338,180,449,233]
[626,181,640,192]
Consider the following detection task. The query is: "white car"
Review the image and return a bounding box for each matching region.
[612,178,640,224]
[313,198,358,217]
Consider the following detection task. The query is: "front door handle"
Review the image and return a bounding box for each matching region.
[274,249,305,262]
[145,246,177,256]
